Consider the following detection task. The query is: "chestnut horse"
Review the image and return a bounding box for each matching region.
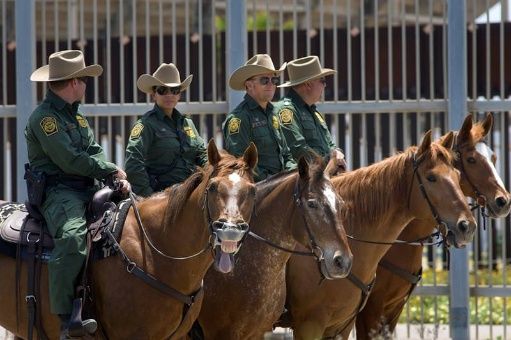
[194,155,353,339]
[355,114,511,339]
[283,131,477,340]
[0,140,258,339]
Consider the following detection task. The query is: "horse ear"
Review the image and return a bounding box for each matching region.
[207,139,221,167]
[440,131,455,150]
[243,142,258,170]
[417,130,432,156]
[298,157,310,180]
[481,112,493,138]
[457,114,473,143]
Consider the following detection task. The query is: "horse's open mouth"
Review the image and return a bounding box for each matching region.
[211,223,249,273]
[445,230,467,249]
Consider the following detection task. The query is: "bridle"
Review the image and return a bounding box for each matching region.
[248,175,333,264]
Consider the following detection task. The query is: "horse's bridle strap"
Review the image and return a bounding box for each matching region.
[379,260,422,284]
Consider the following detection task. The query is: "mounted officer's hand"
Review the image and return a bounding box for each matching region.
[117,179,131,194]
[115,168,127,180]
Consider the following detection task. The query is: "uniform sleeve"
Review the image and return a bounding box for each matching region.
[278,106,316,162]
[124,120,154,197]
[189,121,208,167]
[29,113,117,179]
[280,132,298,171]
[224,113,271,181]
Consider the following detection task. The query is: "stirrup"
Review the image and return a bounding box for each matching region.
[68,318,98,337]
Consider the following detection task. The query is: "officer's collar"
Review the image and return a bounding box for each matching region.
[153,104,183,122]
[46,90,73,111]
[244,93,273,111]
[288,88,316,112]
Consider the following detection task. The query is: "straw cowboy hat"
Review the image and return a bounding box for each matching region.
[229,54,287,91]
[137,63,193,94]
[30,50,103,82]
[279,55,336,88]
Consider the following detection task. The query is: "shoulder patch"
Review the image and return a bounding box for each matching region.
[279,108,293,125]
[315,111,325,124]
[228,118,241,135]
[40,117,58,136]
[76,115,89,128]
[272,116,280,130]
[130,123,144,139]
[183,126,196,138]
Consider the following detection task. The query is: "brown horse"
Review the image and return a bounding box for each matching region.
[195,155,353,339]
[355,114,511,339]
[0,140,258,339]
[283,131,477,340]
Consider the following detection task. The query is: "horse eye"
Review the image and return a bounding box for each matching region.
[427,175,436,182]
[307,199,318,208]
[208,183,218,192]
[467,157,476,164]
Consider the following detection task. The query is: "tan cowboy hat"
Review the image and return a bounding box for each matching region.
[229,54,287,91]
[279,55,336,88]
[30,50,103,82]
[137,63,193,94]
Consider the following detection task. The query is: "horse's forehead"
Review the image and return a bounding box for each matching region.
[475,142,506,188]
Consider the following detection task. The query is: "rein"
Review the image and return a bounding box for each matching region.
[128,191,212,261]
[346,230,444,247]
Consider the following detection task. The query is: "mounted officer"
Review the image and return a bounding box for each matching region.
[25,50,130,339]
[275,55,346,173]
[223,54,296,181]
[125,63,207,197]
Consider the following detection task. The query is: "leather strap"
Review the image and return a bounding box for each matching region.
[379,260,422,284]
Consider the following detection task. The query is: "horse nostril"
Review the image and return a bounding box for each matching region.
[496,197,508,208]
[333,254,352,273]
[458,220,469,233]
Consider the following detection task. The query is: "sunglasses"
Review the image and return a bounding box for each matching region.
[318,77,327,85]
[251,76,281,86]
[154,86,181,95]
[77,77,88,85]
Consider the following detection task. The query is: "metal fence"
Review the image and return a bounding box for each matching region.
[1,1,511,339]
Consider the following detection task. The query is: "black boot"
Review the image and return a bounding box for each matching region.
[59,314,97,339]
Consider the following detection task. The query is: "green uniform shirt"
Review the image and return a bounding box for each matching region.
[275,89,337,161]
[25,90,118,179]
[223,94,296,182]
[125,105,207,197]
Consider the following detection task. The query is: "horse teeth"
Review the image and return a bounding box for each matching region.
[221,240,237,253]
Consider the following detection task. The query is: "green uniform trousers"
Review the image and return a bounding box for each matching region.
[41,184,94,315]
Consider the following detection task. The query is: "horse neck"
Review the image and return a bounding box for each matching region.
[254,173,299,250]
[335,153,418,281]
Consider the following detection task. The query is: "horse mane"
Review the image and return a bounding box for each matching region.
[163,150,253,229]
[336,143,454,229]
[256,170,296,201]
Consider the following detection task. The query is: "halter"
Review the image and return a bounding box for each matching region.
[247,175,329,263]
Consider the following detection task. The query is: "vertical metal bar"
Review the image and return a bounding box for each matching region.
[54,0,59,51]
[252,0,257,53]
[119,0,125,104]
[388,0,393,101]
[185,0,190,103]
[79,0,84,52]
[132,0,138,104]
[306,0,311,55]
[1,0,7,105]
[293,0,297,58]
[211,0,217,102]
[226,0,247,111]
[428,0,434,100]
[93,0,98,103]
[471,0,477,99]
[500,2,505,97]
[448,1,469,339]
[158,0,163,62]
[319,0,324,67]
[442,0,448,102]
[374,0,379,101]
[485,0,490,99]
[333,0,338,101]
[199,0,204,102]
[67,0,72,49]
[265,0,270,55]
[414,0,420,100]
[347,0,352,101]
[360,0,365,101]
[145,0,150,78]
[106,0,112,104]
[172,0,176,62]
[279,0,284,98]
[15,0,36,201]
[401,0,407,100]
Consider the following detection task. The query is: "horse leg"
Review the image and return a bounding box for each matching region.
[355,298,387,339]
